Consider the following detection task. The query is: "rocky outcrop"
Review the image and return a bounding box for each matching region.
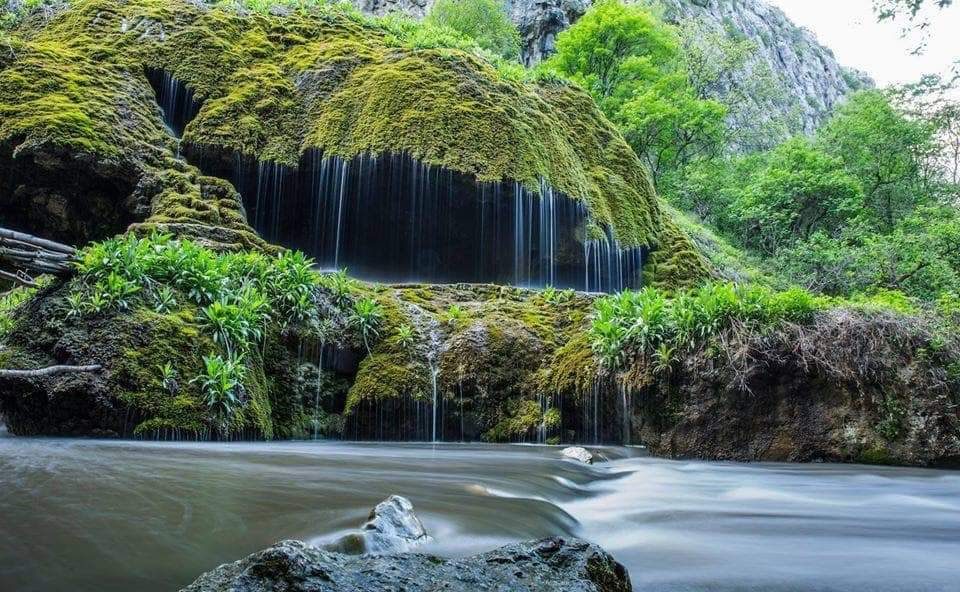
[655,0,872,137]
[324,495,431,555]
[181,537,632,592]
[628,308,960,467]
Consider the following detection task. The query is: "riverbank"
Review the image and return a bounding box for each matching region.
[1,440,957,591]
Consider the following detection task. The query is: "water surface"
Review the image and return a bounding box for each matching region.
[0,437,957,591]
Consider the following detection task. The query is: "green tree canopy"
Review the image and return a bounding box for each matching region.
[818,90,937,231]
[736,137,863,255]
[545,0,727,187]
[425,0,521,60]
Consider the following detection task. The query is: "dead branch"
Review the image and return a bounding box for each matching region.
[0,269,37,288]
[0,365,102,378]
[0,226,77,278]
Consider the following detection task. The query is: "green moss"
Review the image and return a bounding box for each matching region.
[484,398,544,442]
[643,210,715,289]
[858,446,896,466]
[538,331,597,399]
[345,351,429,412]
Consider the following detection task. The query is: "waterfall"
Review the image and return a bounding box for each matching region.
[313,344,324,440]
[429,360,440,443]
[620,382,631,446]
[145,68,200,139]
[145,70,646,293]
[209,150,645,293]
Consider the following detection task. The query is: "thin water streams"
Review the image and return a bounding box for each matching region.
[1,438,957,592]
[144,70,645,292]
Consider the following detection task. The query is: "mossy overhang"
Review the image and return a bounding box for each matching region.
[2,0,672,249]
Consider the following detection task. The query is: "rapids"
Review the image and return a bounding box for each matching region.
[1,438,958,591]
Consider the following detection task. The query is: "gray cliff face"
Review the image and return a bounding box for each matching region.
[354,0,871,136]
[654,0,872,136]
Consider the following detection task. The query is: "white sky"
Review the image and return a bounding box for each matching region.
[765,0,959,88]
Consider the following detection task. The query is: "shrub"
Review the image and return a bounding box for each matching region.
[192,354,247,431]
[348,298,383,353]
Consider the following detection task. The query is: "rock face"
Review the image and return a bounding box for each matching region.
[630,309,960,466]
[655,0,872,137]
[355,0,871,137]
[181,537,632,592]
[324,495,431,555]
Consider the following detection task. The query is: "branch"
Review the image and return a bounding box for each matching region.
[0,226,77,277]
[0,228,75,255]
[0,269,37,288]
[0,365,102,378]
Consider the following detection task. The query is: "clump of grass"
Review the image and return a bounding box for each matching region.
[590,282,828,369]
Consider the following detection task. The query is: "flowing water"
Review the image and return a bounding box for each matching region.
[1,437,958,592]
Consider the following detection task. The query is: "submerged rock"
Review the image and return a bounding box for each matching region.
[324,495,430,555]
[181,536,631,592]
[562,446,594,464]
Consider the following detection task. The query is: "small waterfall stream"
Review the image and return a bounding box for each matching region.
[145,68,200,139]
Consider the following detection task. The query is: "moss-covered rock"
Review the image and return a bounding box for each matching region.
[1,0,710,285]
[342,283,604,442]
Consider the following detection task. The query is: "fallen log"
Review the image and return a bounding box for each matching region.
[0,365,102,378]
[0,269,37,288]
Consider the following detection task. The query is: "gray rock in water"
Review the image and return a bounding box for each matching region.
[180,536,632,592]
[324,495,430,555]
[562,446,594,464]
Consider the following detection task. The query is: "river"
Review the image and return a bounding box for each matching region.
[0,436,958,591]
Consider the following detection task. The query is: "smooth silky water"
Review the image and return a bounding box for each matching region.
[1,434,958,592]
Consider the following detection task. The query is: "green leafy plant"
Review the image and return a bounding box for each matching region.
[323,269,355,308]
[192,354,246,432]
[349,298,383,354]
[151,285,177,314]
[157,363,178,395]
[394,323,417,350]
[443,303,467,326]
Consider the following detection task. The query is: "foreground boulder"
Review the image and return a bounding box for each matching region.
[562,447,595,464]
[181,537,631,592]
[324,495,431,555]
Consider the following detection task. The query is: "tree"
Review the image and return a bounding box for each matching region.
[735,138,863,255]
[675,18,791,151]
[425,0,521,60]
[545,0,726,187]
[818,90,938,231]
